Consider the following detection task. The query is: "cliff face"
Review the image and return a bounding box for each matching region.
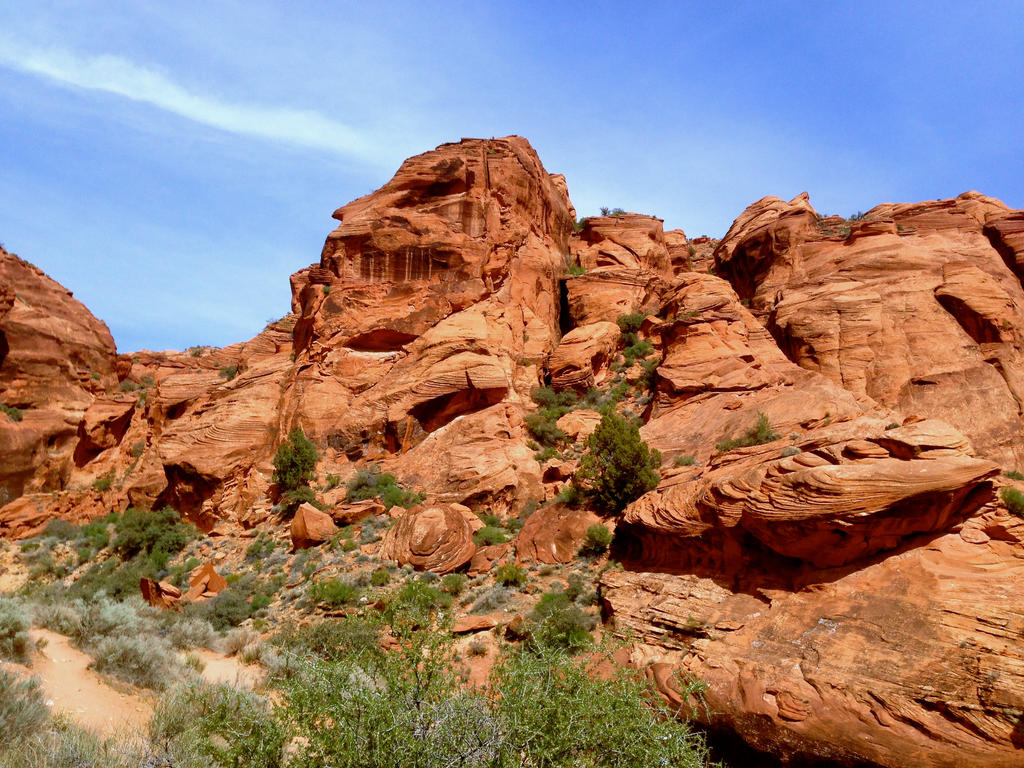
[3,138,1024,766]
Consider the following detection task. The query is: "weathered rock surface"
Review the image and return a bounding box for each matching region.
[515,503,602,564]
[715,191,1024,468]
[378,504,476,573]
[290,503,339,550]
[549,321,620,390]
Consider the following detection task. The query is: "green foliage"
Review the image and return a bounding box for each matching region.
[474,525,507,546]
[1,403,23,422]
[622,339,653,366]
[579,524,613,557]
[566,262,587,276]
[715,412,781,453]
[575,411,661,514]
[494,563,527,588]
[346,467,424,511]
[525,386,578,447]
[616,313,645,335]
[273,428,318,493]
[274,617,381,663]
[1004,470,1024,481]
[91,633,180,689]
[186,590,254,631]
[218,365,238,381]
[674,454,697,467]
[885,422,900,430]
[528,591,595,652]
[283,485,322,513]
[92,470,115,492]
[245,533,276,561]
[0,669,48,742]
[780,446,801,457]
[152,679,285,768]
[0,598,34,662]
[440,572,467,595]
[324,473,341,490]
[371,567,391,587]
[1001,486,1024,518]
[311,578,360,607]
[111,506,196,570]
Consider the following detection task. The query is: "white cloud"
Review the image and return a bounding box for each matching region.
[0,39,387,164]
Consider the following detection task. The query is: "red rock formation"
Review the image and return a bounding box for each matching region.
[290,503,339,550]
[549,321,620,391]
[715,191,1024,468]
[378,504,476,574]
[515,504,602,564]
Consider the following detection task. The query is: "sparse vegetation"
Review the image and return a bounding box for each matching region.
[1,403,23,422]
[1004,470,1024,481]
[92,470,115,492]
[579,524,613,557]
[0,597,34,662]
[219,364,238,381]
[346,466,424,510]
[494,563,527,588]
[715,412,781,453]
[1000,486,1024,518]
[273,427,318,495]
[674,454,697,467]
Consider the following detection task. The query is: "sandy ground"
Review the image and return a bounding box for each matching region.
[194,648,264,688]
[20,628,154,736]
[1,628,264,738]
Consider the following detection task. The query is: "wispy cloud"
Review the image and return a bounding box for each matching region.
[0,39,387,164]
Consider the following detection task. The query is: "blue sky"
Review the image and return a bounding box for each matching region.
[1,1,1022,351]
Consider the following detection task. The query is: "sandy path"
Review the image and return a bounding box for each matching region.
[196,648,265,688]
[24,628,153,736]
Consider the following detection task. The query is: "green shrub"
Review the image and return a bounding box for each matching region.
[274,617,381,663]
[152,679,284,768]
[187,590,254,631]
[0,598,34,662]
[579,524,613,557]
[91,633,180,690]
[92,470,115,492]
[112,506,196,570]
[273,427,318,493]
[324,473,341,490]
[474,525,507,546]
[219,365,238,381]
[1004,470,1024,481]
[524,413,566,447]
[1001,487,1024,518]
[346,467,424,511]
[0,670,49,742]
[780,446,801,457]
[1,403,24,422]
[575,410,661,514]
[245,533,276,561]
[674,454,697,466]
[528,591,595,652]
[371,567,391,587]
[616,313,645,335]
[168,616,218,650]
[311,578,359,607]
[494,563,527,588]
[440,572,467,595]
[715,412,781,453]
[566,262,586,276]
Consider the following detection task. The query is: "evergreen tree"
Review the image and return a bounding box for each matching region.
[575,411,661,514]
[273,427,318,493]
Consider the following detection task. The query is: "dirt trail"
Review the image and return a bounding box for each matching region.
[23,628,154,736]
[195,648,264,688]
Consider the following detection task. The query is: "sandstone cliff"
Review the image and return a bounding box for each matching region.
[3,139,1024,766]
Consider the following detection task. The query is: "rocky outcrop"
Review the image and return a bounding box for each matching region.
[714,191,1024,468]
[549,321,620,391]
[378,504,477,573]
[515,503,602,564]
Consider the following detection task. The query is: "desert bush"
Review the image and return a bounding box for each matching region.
[715,412,781,453]
[169,616,218,650]
[1,403,24,422]
[92,470,115,492]
[91,633,180,690]
[1001,486,1024,517]
[187,590,254,631]
[674,454,697,466]
[470,586,511,614]
[152,679,284,768]
[0,597,35,662]
[218,365,238,381]
[494,563,527,588]
[575,410,661,514]
[579,523,613,557]
[111,506,196,569]
[310,578,359,607]
[781,446,801,457]
[33,600,84,637]
[528,591,595,652]
[274,617,381,664]
[346,467,424,510]
[473,525,507,546]
[1004,470,1024,481]
[0,669,49,741]
[273,427,318,494]
[616,313,645,335]
[440,572,467,595]
[221,627,259,657]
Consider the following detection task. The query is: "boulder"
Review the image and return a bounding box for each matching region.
[290,503,339,550]
[378,504,476,574]
[515,503,602,564]
[549,322,620,390]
